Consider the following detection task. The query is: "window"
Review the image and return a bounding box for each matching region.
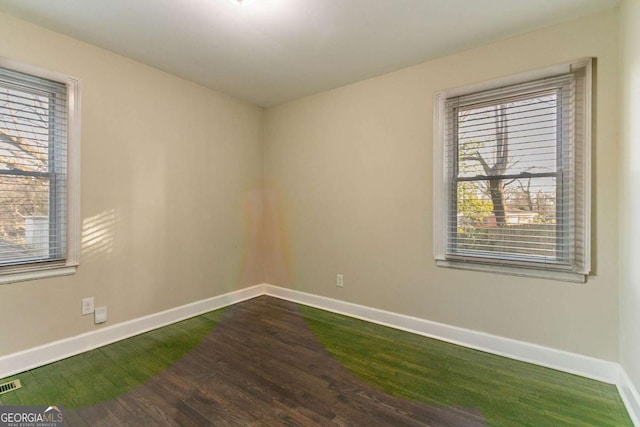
[433,59,591,282]
[0,59,79,284]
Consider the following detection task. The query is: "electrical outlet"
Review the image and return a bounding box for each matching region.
[81,297,94,315]
[336,274,344,287]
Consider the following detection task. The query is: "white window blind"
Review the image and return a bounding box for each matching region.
[0,66,69,268]
[434,59,591,282]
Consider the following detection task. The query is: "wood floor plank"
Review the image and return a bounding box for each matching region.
[300,302,632,427]
[3,295,629,426]
[58,296,485,426]
[62,408,90,427]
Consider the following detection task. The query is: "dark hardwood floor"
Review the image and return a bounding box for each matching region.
[66,296,485,426]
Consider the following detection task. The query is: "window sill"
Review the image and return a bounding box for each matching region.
[0,265,77,285]
[436,259,587,283]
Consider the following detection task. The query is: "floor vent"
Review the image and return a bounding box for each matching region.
[0,379,21,395]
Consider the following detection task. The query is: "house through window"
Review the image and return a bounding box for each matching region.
[433,59,591,282]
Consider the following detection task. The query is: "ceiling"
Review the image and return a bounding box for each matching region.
[0,0,619,107]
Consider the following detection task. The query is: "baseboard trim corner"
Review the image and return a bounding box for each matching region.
[618,368,640,426]
[0,284,266,379]
[2,282,634,425]
[264,284,620,385]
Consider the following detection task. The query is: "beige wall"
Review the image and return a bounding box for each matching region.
[264,10,620,360]
[619,0,640,391]
[0,7,627,366]
[0,12,264,355]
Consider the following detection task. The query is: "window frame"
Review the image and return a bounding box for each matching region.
[433,59,592,283]
[0,57,80,285]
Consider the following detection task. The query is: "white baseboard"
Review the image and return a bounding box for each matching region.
[266,284,640,425]
[264,285,620,385]
[618,368,640,426]
[1,282,637,426]
[0,284,265,379]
